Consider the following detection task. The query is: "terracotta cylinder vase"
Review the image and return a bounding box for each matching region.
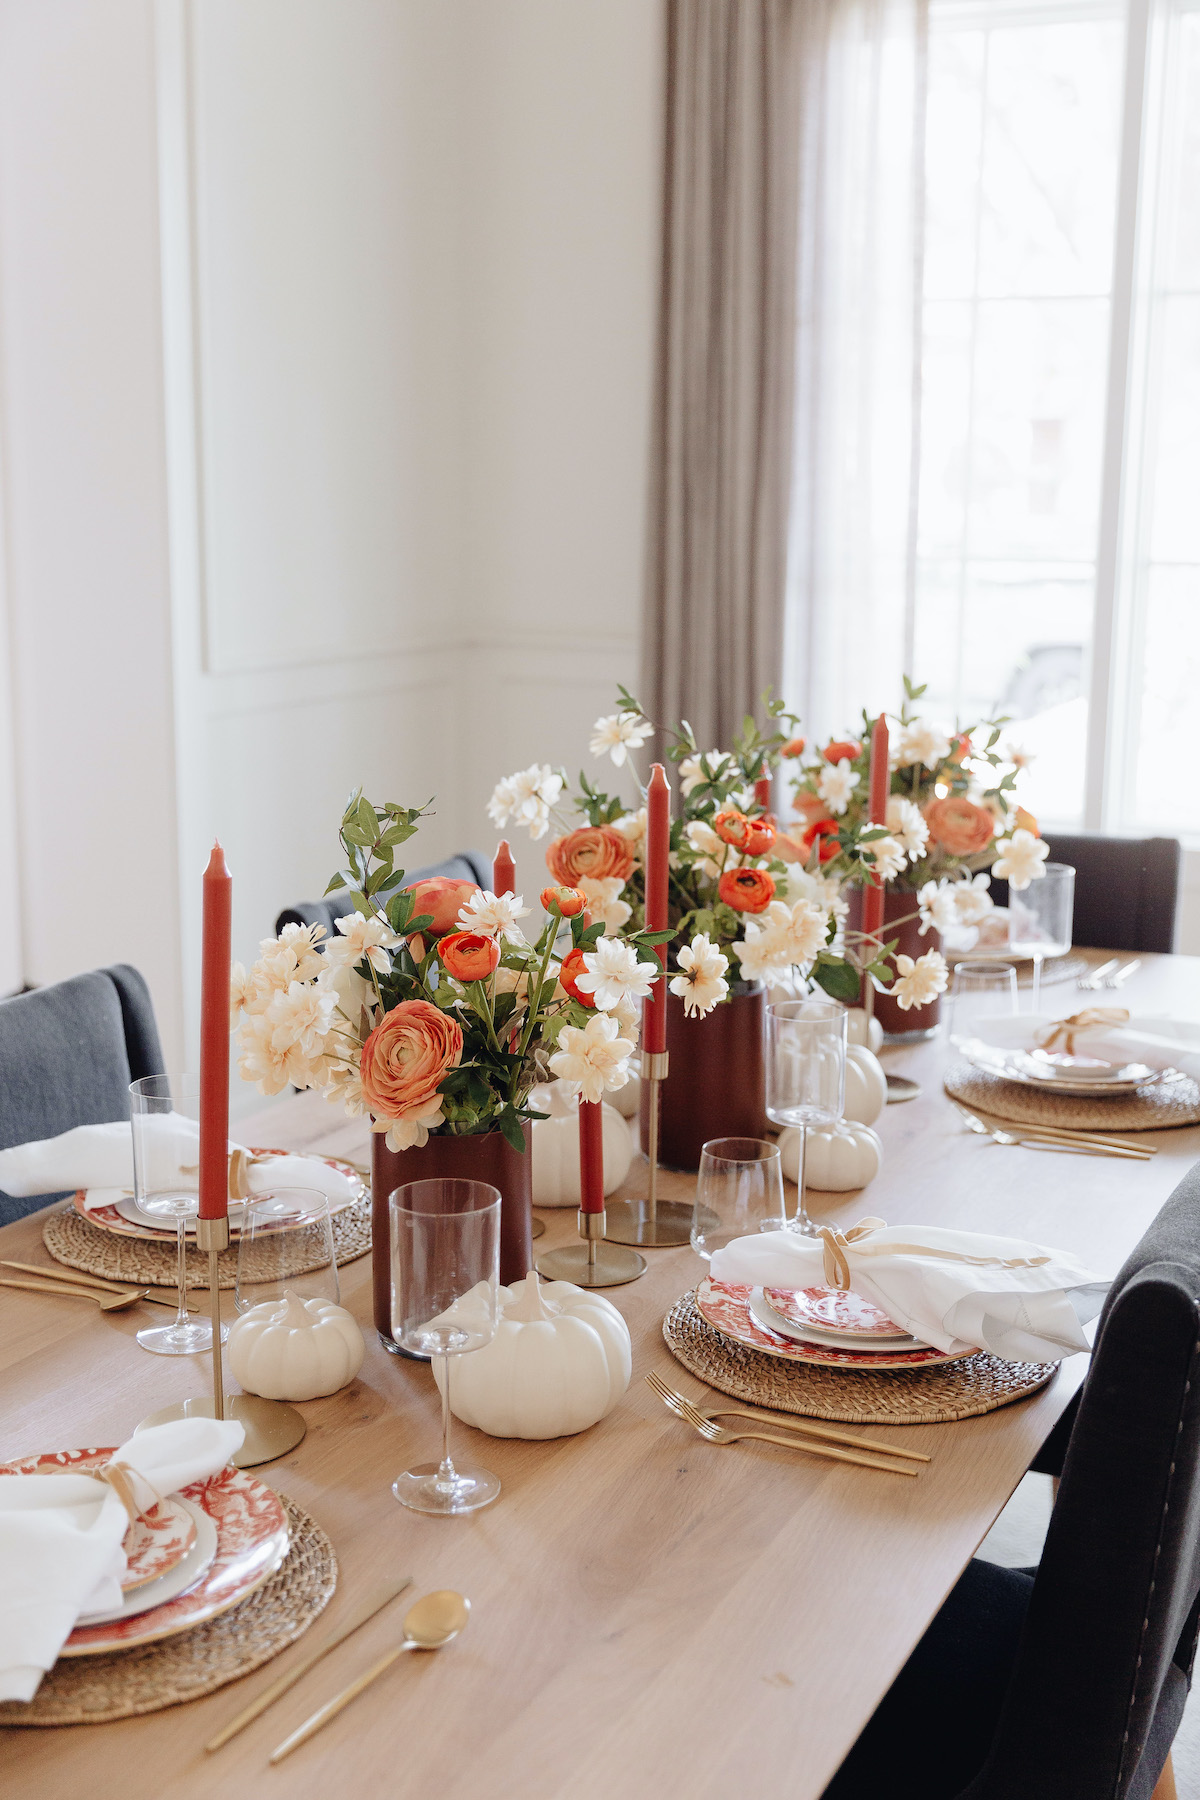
[371,1123,533,1352]
[846,887,942,1038]
[639,988,768,1172]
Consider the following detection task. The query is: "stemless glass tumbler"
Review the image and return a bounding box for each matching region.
[765,1000,847,1237]
[390,1180,501,1516]
[947,960,1020,1050]
[691,1138,788,1262]
[130,1074,226,1356]
[234,1189,340,1314]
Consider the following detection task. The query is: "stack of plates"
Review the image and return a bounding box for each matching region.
[695,1277,966,1370]
[74,1149,365,1242]
[957,1016,1185,1098]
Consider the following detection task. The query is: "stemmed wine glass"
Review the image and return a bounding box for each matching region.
[130,1074,228,1355]
[765,1000,847,1237]
[389,1179,501,1516]
[1008,863,1075,1012]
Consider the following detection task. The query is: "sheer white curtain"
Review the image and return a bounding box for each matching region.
[784,0,928,742]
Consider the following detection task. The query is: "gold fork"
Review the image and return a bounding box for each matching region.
[644,1370,929,1463]
[646,1374,919,1476]
[951,1102,1152,1160]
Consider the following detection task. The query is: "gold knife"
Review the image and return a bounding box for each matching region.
[205,1574,414,1751]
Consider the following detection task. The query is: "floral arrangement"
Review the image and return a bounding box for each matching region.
[231,792,694,1152]
[487,689,907,1008]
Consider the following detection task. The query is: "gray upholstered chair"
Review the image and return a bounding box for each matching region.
[989,832,1181,954]
[275,851,493,940]
[0,965,165,1226]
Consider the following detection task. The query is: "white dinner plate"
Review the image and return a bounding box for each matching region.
[957,1013,1189,1097]
[77,1499,216,1624]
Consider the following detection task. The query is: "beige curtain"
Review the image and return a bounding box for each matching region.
[643,0,804,753]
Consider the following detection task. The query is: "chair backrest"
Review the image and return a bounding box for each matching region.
[967,1164,1200,1798]
[275,850,493,940]
[0,964,165,1225]
[989,832,1180,954]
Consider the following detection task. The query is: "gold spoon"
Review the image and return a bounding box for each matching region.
[0,1259,187,1310]
[0,1275,151,1312]
[269,1591,471,1763]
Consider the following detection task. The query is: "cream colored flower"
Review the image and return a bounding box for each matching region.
[372,1101,447,1153]
[1003,742,1036,770]
[237,1010,326,1096]
[889,950,949,1011]
[894,719,951,768]
[325,912,399,973]
[669,933,729,1017]
[613,808,647,851]
[575,937,659,1011]
[952,872,994,927]
[548,1013,637,1103]
[323,1059,367,1117]
[458,889,531,943]
[589,711,651,767]
[773,863,847,925]
[265,979,337,1061]
[766,899,828,968]
[917,880,960,936]
[679,749,734,796]
[817,759,860,816]
[229,962,256,1024]
[275,921,327,980]
[733,919,778,985]
[864,834,907,882]
[683,819,724,879]
[886,795,929,860]
[578,876,632,934]
[612,992,642,1038]
[487,774,519,830]
[991,828,1049,891]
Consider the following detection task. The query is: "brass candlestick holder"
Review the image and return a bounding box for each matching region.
[535,1207,645,1287]
[603,1050,692,1248]
[139,1216,307,1467]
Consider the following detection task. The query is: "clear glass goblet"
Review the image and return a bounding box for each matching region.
[130,1074,228,1356]
[1008,862,1075,1012]
[765,999,847,1237]
[691,1137,788,1262]
[389,1179,501,1516]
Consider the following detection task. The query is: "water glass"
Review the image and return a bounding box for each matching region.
[130,1074,225,1356]
[390,1179,502,1516]
[947,961,1020,1050]
[692,1138,787,1262]
[765,999,848,1237]
[1008,862,1075,1010]
[234,1189,339,1314]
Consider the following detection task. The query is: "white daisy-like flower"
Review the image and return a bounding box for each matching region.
[613,808,647,850]
[916,880,960,937]
[273,920,327,980]
[548,1012,637,1103]
[457,889,531,943]
[765,898,828,968]
[574,936,660,1011]
[577,876,632,934]
[952,872,994,927]
[323,1058,366,1117]
[886,795,930,860]
[373,1100,447,1153]
[889,950,949,1011]
[237,1007,329,1096]
[1003,742,1036,770]
[612,992,642,1037]
[669,933,729,1017]
[229,961,258,1024]
[773,863,848,925]
[894,719,952,768]
[683,818,724,879]
[589,711,651,767]
[991,828,1049,891]
[817,758,860,816]
[265,978,337,1060]
[863,834,908,882]
[679,749,734,795]
[324,912,399,973]
[732,919,779,985]
[509,763,565,840]
[487,774,519,830]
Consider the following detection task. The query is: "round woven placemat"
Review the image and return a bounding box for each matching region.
[42,1194,371,1290]
[663,1289,1056,1425]
[943,1061,1200,1133]
[0,1494,336,1726]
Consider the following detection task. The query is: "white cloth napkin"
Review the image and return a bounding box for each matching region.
[0,1416,244,1703]
[0,1119,358,1211]
[709,1218,1108,1361]
[1093,1019,1200,1080]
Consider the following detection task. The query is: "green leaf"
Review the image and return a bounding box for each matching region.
[324,872,349,895]
[499,1109,527,1154]
[811,959,862,1001]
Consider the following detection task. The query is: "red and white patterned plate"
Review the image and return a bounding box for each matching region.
[120,1494,197,1591]
[74,1149,365,1241]
[761,1286,913,1342]
[0,1448,289,1655]
[80,1500,216,1624]
[696,1278,965,1370]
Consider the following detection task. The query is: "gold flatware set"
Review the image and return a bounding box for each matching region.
[0,1259,186,1311]
[951,1102,1155,1160]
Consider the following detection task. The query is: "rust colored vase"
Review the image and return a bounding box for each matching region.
[639,988,768,1172]
[371,1124,532,1353]
[846,887,942,1038]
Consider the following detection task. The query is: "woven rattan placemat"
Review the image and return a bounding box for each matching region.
[0,1494,336,1726]
[663,1289,1057,1425]
[42,1195,371,1291]
[943,1062,1200,1133]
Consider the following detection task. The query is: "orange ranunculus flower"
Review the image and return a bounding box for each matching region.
[546,826,634,886]
[741,817,777,856]
[438,931,501,982]
[540,884,586,918]
[823,738,863,763]
[404,876,481,937]
[1014,807,1040,836]
[713,808,752,849]
[359,999,463,1122]
[557,946,595,1006]
[924,795,996,856]
[800,817,841,863]
[718,867,776,913]
[780,736,806,758]
[792,790,828,823]
[949,733,972,764]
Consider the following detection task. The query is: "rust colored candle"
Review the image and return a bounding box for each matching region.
[198,842,232,1221]
[578,1097,605,1213]
[642,762,671,1055]
[754,775,771,811]
[493,839,515,898]
[861,713,889,947]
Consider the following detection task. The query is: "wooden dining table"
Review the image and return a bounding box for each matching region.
[2,947,1197,1799]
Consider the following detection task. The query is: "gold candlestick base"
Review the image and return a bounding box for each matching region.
[138,1393,307,1467]
[536,1210,645,1287]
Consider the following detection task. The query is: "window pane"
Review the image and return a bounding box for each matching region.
[1132,568,1200,834]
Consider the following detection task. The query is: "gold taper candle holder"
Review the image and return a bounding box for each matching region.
[535,1208,645,1287]
[603,1050,692,1248]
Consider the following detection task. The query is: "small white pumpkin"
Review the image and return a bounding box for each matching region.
[843,1044,887,1126]
[529,1083,634,1206]
[609,1071,640,1119]
[432,1271,632,1438]
[845,1007,884,1053]
[779,1121,883,1191]
[228,1289,365,1401]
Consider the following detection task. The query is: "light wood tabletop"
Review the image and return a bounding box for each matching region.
[2,948,1197,1800]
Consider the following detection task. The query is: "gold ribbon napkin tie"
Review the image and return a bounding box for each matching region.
[816,1219,1051,1292]
[96,1459,163,1525]
[1032,1007,1129,1057]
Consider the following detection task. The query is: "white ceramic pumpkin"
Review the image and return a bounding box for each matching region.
[609,1071,640,1119]
[228,1289,365,1401]
[779,1121,883,1191]
[842,1044,887,1126]
[845,1007,884,1053]
[529,1083,634,1206]
[431,1272,632,1438]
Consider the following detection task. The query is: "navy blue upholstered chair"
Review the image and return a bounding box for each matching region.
[989,832,1181,954]
[823,1165,1200,1799]
[275,851,493,940]
[0,965,165,1226]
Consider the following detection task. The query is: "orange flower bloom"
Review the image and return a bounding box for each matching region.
[438,932,501,982]
[540,884,587,918]
[741,817,777,856]
[948,733,972,765]
[404,876,481,937]
[713,808,752,848]
[800,817,841,864]
[1014,807,1040,836]
[718,867,775,913]
[780,737,806,758]
[823,739,863,763]
[792,790,829,823]
[359,1000,463,1121]
[924,795,996,856]
[546,826,634,886]
[558,946,595,1006]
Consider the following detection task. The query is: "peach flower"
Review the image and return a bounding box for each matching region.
[823,738,863,763]
[405,877,481,937]
[359,999,463,1125]
[923,796,996,857]
[545,826,634,886]
[540,884,587,918]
